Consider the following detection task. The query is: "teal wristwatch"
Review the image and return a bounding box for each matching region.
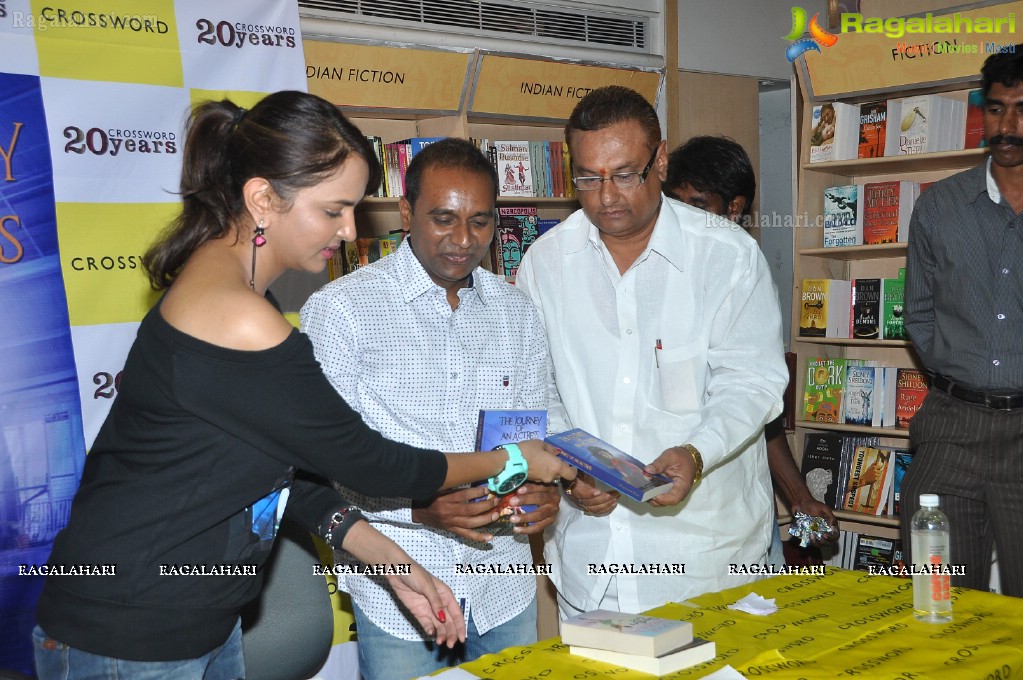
[488,443,528,495]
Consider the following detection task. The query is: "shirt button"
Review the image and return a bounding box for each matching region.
[450,372,458,379]
[998,314,1006,320]
[623,377,631,384]
[993,359,1001,366]
[626,329,633,335]
[621,425,628,431]
[615,523,623,531]
[1003,269,1010,275]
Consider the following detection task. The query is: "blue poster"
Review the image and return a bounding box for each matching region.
[0,72,87,676]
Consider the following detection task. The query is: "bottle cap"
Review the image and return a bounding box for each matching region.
[920,493,939,508]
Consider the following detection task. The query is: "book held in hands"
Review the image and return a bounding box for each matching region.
[545,429,673,502]
[474,409,546,520]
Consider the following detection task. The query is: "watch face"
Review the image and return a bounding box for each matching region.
[496,472,527,495]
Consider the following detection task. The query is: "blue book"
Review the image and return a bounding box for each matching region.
[474,409,547,519]
[545,429,673,502]
[409,137,446,157]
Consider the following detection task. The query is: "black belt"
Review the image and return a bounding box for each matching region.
[930,373,1023,410]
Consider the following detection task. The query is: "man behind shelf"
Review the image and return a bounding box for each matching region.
[301,138,559,678]
[902,45,1023,597]
[516,86,788,616]
[663,135,839,567]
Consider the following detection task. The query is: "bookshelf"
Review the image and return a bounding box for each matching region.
[791,72,987,544]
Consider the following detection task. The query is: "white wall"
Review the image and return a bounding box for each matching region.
[677,0,829,78]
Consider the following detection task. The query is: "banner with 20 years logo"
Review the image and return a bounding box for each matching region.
[0,0,305,672]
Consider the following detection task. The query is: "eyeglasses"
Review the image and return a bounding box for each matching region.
[572,147,658,192]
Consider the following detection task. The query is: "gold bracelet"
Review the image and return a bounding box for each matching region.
[682,444,703,484]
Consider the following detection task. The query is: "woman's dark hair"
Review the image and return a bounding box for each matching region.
[142,90,380,289]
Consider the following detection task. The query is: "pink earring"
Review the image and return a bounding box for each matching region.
[253,219,266,247]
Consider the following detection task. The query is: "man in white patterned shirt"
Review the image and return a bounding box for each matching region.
[301,138,557,679]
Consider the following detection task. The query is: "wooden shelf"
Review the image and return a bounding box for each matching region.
[795,422,910,439]
[795,338,911,348]
[834,510,900,528]
[802,147,987,175]
[800,243,907,260]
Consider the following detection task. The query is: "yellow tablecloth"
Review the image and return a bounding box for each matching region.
[456,568,1023,678]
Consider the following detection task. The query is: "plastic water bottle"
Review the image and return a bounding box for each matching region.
[910,493,952,623]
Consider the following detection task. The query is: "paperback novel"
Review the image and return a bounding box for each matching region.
[545,429,672,502]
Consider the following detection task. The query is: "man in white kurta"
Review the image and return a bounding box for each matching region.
[516,86,787,615]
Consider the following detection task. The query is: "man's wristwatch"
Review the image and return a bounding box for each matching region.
[488,443,528,495]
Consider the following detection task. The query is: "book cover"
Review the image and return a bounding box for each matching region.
[897,95,930,155]
[409,136,446,157]
[858,101,887,158]
[862,181,916,245]
[892,449,914,516]
[802,357,848,423]
[493,206,539,278]
[808,103,836,163]
[545,429,673,502]
[843,445,892,514]
[537,218,560,237]
[851,278,882,340]
[895,368,929,429]
[843,365,878,426]
[560,609,694,657]
[881,366,899,429]
[800,431,847,509]
[803,358,848,423]
[568,638,716,675]
[881,275,906,340]
[799,279,851,338]
[854,535,896,571]
[823,185,863,247]
[964,89,986,148]
[495,141,534,197]
[474,409,547,521]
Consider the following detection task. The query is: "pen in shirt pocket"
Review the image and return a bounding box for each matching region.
[655,338,663,368]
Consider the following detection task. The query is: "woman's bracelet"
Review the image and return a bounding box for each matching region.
[321,505,364,549]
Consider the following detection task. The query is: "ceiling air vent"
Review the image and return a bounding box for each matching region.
[298,0,650,52]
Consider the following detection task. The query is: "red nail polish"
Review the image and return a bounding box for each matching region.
[437,609,446,623]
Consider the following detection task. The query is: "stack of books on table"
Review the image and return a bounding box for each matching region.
[561,609,716,675]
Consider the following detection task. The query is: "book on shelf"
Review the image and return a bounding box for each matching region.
[537,218,560,238]
[964,89,986,149]
[495,141,534,197]
[895,368,929,429]
[892,448,915,516]
[545,429,673,502]
[568,638,716,675]
[842,445,893,515]
[560,609,693,656]
[881,273,907,340]
[365,135,386,197]
[408,136,446,158]
[823,184,863,247]
[886,94,964,156]
[843,365,882,428]
[492,206,540,279]
[808,102,858,162]
[474,409,546,521]
[857,101,887,159]
[851,278,882,340]
[798,279,851,338]
[802,357,852,423]
[861,181,918,245]
[853,535,898,571]
[880,366,899,429]
[800,431,848,509]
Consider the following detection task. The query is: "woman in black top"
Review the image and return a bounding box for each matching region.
[33,91,572,679]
